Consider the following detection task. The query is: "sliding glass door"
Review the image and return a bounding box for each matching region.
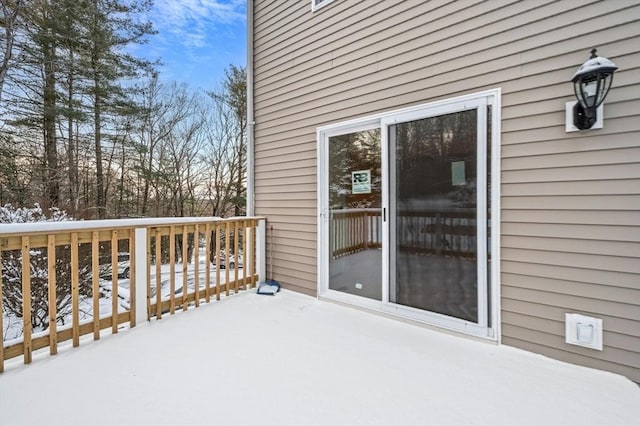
[327,128,383,301]
[319,90,498,338]
[387,106,487,326]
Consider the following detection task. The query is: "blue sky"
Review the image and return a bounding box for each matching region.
[137,0,247,90]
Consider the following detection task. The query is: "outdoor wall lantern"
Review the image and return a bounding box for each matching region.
[569,48,617,131]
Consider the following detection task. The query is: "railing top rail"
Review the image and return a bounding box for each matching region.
[329,208,475,216]
[330,208,382,213]
[0,216,267,237]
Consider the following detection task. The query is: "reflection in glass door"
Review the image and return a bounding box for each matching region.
[389,108,486,323]
[328,129,382,301]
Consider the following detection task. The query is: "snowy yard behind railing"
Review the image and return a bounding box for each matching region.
[0,216,266,372]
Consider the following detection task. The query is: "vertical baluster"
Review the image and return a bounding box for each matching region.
[350,213,354,252]
[246,221,253,288]
[91,232,100,340]
[182,226,188,311]
[224,222,231,296]
[48,234,58,353]
[71,233,80,346]
[111,230,118,334]
[242,220,248,289]
[336,214,340,255]
[333,214,336,256]
[346,213,350,252]
[354,213,357,251]
[205,223,211,302]
[21,236,32,364]
[194,224,200,307]
[155,229,162,319]
[146,228,151,321]
[215,224,221,300]
[233,221,239,293]
[129,230,136,327]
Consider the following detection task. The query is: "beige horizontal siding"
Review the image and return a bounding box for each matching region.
[502,298,640,337]
[502,236,640,258]
[255,3,637,112]
[253,0,640,381]
[502,179,640,196]
[501,261,639,290]
[502,147,640,170]
[502,273,640,307]
[502,195,639,210]
[502,210,638,226]
[501,223,640,243]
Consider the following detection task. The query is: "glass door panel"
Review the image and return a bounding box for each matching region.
[328,129,382,301]
[389,109,480,322]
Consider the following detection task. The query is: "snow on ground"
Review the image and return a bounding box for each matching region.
[0,290,638,426]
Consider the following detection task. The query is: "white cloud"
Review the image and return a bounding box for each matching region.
[152,0,245,48]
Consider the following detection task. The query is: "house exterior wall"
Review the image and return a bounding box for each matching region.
[251,0,640,381]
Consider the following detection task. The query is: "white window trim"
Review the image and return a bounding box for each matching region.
[311,0,335,12]
[317,88,502,341]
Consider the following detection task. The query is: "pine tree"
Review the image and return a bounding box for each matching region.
[81,0,155,218]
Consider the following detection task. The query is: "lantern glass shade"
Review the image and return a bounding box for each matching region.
[573,71,614,109]
[570,50,617,130]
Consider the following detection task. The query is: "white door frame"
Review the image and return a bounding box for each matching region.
[317,89,501,340]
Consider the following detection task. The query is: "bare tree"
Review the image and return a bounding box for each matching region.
[206,65,247,217]
[0,0,25,103]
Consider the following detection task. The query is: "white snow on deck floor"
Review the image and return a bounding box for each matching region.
[1,290,638,426]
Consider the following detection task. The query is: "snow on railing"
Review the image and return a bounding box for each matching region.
[0,216,266,372]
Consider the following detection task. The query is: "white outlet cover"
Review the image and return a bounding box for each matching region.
[565,313,603,351]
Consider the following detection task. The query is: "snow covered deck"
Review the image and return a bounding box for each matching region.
[1,290,638,426]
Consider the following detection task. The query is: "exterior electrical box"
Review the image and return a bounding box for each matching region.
[565,313,603,351]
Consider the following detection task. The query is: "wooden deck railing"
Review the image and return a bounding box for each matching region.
[330,209,382,259]
[396,210,477,258]
[330,209,478,259]
[0,216,266,373]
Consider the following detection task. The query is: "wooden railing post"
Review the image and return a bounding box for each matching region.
[256,219,266,285]
[134,227,148,326]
